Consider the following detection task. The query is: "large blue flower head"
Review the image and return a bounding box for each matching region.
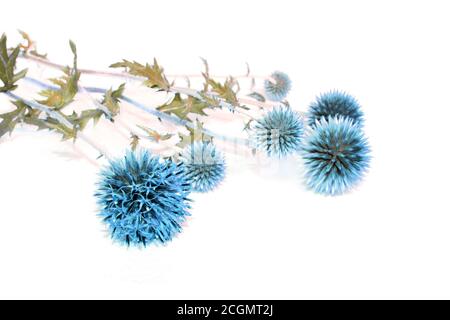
[180,142,226,193]
[95,150,192,247]
[251,106,304,157]
[307,91,364,127]
[264,71,292,101]
[301,116,370,195]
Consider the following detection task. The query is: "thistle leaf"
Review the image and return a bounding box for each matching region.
[38,41,80,110]
[248,92,266,102]
[18,30,33,52]
[200,57,209,76]
[176,120,213,149]
[0,34,28,93]
[110,59,171,91]
[18,30,47,58]
[4,100,77,141]
[157,93,210,119]
[70,109,104,131]
[0,100,28,137]
[130,134,140,151]
[243,119,254,132]
[246,62,251,77]
[198,92,221,108]
[101,83,125,116]
[137,125,173,142]
[203,74,240,107]
[24,116,76,141]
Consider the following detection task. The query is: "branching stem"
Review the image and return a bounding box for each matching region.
[4,91,112,160]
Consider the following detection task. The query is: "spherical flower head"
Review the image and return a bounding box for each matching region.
[251,106,304,157]
[308,91,364,127]
[95,150,192,247]
[264,71,292,101]
[301,116,370,195]
[180,142,226,193]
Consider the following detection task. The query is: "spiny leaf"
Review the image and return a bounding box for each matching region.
[18,30,47,59]
[18,30,33,52]
[101,83,125,116]
[248,92,266,102]
[110,59,171,91]
[200,57,209,91]
[243,119,254,132]
[198,92,221,108]
[38,41,80,110]
[250,77,256,90]
[130,134,140,151]
[178,96,210,117]
[245,62,251,77]
[137,125,173,142]
[200,57,209,76]
[0,100,29,137]
[203,74,240,107]
[69,109,104,131]
[24,116,76,141]
[176,120,213,149]
[157,93,210,119]
[69,40,78,71]
[0,34,28,93]
[4,100,77,141]
[157,93,185,117]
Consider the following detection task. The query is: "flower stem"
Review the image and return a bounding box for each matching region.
[19,54,277,110]
[20,53,272,80]
[22,77,249,146]
[78,82,181,153]
[3,91,112,160]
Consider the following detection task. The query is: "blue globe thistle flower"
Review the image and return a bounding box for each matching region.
[180,142,226,193]
[307,91,364,127]
[95,151,192,247]
[264,71,292,101]
[301,116,370,195]
[251,106,304,157]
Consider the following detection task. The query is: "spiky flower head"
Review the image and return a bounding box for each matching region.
[95,150,191,247]
[264,71,292,101]
[180,142,226,193]
[307,91,364,127]
[251,106,304,157]
[301,116,370,195]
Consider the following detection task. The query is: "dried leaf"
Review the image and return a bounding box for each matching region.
[130,134,140,151]
[8,100,77,141]
[157,93,210,119]
[0,34,28,93]
[248,92,266,102]
[18,30,47,58]
[24,116,76,141]
[203,74,240,107]
[70,109,104,131]
[101,83,125,116]
[176,120,213,149]
[137,125,172,142]
[38,41,80,109]
[110,59,171,91]
[0,100,28,137]
[243,119,254,132]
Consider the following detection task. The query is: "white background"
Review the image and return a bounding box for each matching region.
[1,0,450,299]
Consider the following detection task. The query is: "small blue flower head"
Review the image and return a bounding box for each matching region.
[95,150,192,247]
[180,142,226,193]
[301,116,370,195]
[264,71,292,101]
[251,106,304,157]
[308,91,364,127]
